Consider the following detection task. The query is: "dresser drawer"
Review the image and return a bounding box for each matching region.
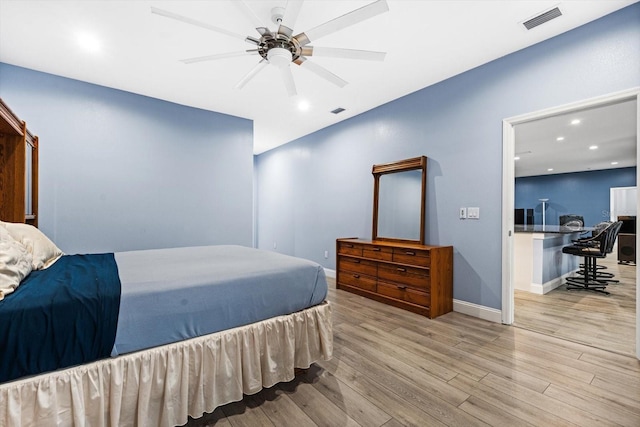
[363,245,393,261]
[338,256,377,276]
[338,242,364,256]
[377,281,430,307]
[378,263,429,290]
[393,248,430,267]
[339,272,377,292]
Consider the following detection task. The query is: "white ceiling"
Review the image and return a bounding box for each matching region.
[0,0,636,154]
[515,99,638,178]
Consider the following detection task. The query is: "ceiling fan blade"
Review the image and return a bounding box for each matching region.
[277,0,304,37]
[295,0,388,46]
[180,51,254,64]
[235,59,269,89]
[245,36,261,46]
[151,6,246,41]
[279,66,298,97]
[235,1,270,36]
[294,57,347,88]
[304,46,386,61]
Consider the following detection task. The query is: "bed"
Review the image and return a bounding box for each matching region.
[0,224,332,427]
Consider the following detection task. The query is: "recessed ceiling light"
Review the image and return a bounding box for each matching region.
[570,119,581,125]
[547,168,554,172]
[611,161,619,165]
[514,156,520,160]
[76,32,101,53]
[556,136,565,141]
[589,145,598,150]
[297,100,310,111]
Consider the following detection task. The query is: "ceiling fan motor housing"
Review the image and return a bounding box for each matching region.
[257,32,301,63]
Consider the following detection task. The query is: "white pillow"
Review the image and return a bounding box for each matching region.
[1,222,63,270]
[0,226,33,300]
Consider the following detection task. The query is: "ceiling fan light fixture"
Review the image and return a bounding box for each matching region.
[267,47,293,68]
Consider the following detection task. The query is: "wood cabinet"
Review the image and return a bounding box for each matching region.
[0,98,38,226]
[336,238,453,318]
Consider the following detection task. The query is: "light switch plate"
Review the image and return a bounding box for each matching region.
[459,207,467,219]
[468,207,480,219]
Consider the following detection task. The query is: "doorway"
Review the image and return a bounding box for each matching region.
[501,88,640,358]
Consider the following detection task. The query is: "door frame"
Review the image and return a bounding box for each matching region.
[501,87,640,359]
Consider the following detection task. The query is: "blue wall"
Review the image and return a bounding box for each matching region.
[516,168,637,227]
[0,64,254,254]
[255,4,640,310]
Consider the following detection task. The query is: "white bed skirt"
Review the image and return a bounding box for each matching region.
[0,301,332,427]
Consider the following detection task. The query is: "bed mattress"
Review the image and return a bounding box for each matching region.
[112,245,327,356]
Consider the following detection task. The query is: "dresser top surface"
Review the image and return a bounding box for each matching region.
[337,238,451,251]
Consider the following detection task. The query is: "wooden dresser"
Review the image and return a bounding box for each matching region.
[336,238,453,318]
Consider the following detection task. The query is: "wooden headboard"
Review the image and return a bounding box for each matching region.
[0,98,38,227]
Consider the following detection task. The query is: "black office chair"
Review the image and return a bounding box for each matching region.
[576,221,615,278]
[590,221,613,237]
[593,221,623,284]
[562,221,622,295]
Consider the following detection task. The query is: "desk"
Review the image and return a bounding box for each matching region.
[514,225,592,294]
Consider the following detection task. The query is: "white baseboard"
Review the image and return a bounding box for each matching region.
[539,271,575,294]
[453,299,502,324]
[522,270,576,295]
[324,268,336,279]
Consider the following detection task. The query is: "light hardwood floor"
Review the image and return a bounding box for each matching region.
[185,277,640,427]
[514,252,636,356]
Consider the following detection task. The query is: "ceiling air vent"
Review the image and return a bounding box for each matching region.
[523,7,562,30]
[331,107,346,114]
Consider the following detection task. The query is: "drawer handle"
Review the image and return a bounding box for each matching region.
[372,248,381,252]
[397,267,407,272]
[353,274,360,279]
[353,259,361,264]
[405,251,416,256]
[345,244,354,248]
[397,285,407,290]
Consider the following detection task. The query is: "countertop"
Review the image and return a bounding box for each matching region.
[514,224,593,234]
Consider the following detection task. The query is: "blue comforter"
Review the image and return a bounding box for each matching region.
[0,254,121,383]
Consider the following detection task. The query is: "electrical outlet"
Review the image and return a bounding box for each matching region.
[459,207,467,219]
[324,250,329,259]
[468,207,480,219]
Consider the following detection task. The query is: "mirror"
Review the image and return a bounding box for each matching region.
[372,156,427,244]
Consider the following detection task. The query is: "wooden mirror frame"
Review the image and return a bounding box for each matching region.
[372,156,427,245]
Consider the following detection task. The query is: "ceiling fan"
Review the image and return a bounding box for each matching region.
[151,0,389,96]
